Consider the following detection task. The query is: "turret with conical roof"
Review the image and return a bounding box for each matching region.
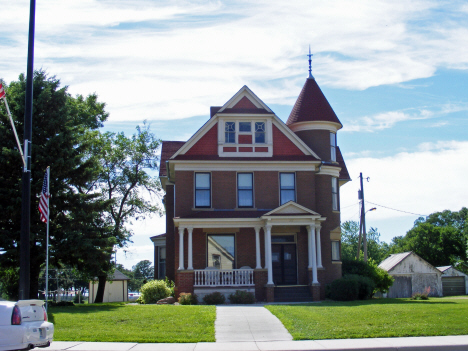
[287,76,342,163]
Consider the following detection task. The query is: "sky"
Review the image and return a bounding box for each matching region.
[1,0,468,271]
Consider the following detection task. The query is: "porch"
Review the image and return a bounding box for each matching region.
[174,202,335,302]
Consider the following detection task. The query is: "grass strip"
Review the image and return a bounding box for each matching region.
[48,303,216,343]
[266,297,468,340]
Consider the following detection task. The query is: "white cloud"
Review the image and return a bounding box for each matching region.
[340,140,468,225]
[2,0,468,122]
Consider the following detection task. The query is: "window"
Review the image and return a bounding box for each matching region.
[158,247,166,279]
[280,173,295,205]
[207,235,235,269]
[237,173,253,207]
[239,122,251,132]
[331,241,340,261]
[195,173,211,208]
[255,122,265,143]
[332,177,338,211]
[330,132,337,162]
[225,122,235,143]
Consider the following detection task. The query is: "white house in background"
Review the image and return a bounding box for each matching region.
[379,251,442,298]
[437,266,468,296]
[88,269,130,303]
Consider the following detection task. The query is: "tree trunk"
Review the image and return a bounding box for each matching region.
[94,275,107,303]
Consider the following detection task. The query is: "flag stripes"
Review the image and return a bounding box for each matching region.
[39,170,50,223]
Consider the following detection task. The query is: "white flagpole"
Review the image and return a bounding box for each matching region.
[1,95,26,167]
[45,167,50,311]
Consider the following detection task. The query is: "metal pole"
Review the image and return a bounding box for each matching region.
[19,0,36,300]
[45,167,50,310]
[360,173,368,262]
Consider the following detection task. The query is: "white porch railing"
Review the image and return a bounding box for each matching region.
[194,269,254,287]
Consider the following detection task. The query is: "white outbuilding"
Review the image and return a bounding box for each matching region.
[88,269,130,303]
[437,266,467,296]
[379,251,442,298]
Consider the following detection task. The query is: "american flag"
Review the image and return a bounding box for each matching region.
[38,170,50,223]
[0,83,5,99]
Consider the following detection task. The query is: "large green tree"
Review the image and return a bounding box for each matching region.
[341,221,390,263]
[0,71,110,298]
[390,210,467,267]
[90,125,163,302]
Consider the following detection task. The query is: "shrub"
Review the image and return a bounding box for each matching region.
[48,300,74,307]
[202,291,226,305]
[178,293,198,305]
[344,274,375,300]
[229,290,255,304]
[139,280,172,304]
[411,287,431,300]
[330,277,359,301]
[342,258,394,294]
[164,277,176,297]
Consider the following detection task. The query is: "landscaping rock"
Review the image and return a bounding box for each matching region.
[157,296,176,304]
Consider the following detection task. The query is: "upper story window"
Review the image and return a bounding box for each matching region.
[225,122,235,143]
[238,173,253,208]
[255,122,265,143]
[330,132,337,162]
[280,173,296,205]
[332,177,338,211]
[195,173,211,208]
[239,122,251,132]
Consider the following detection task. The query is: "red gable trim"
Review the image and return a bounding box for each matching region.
[184,123,218,155]
[233,96,258,109]
[272,125,306,156]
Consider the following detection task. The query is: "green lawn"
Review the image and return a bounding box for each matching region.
[266,297,468,340]
[48,303,216,343]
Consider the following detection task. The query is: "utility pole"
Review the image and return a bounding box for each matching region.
[19,0,36,300]
[356,173,370,262]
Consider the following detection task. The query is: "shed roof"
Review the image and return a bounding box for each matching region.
[378,252,412,272]
[92,269,130,281]
[437,266,452,273]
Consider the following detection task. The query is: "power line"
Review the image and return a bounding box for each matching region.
[341,202,360,210]
[366,200,428,217]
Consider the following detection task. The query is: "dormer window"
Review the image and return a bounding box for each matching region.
[255,122,265,143]
[239,122,251,132]
[225,122,235,143]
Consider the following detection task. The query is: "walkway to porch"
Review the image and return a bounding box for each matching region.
[215,305,292,342]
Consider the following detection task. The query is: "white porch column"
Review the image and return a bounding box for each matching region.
[265,224,273,285]
[316,225,323,269]
[307,225,318,284]
[255,226,262,269]
[178,227,185,270]
[187,227,193,270]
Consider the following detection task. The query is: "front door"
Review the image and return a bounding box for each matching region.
[272,244,297,285]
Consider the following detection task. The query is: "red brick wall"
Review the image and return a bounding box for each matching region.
[236,228,257,268]
[296,171,316,211]
[212,171,236,209]
[175,171,193,217]
[273,125,305,156]
[254,171,278,209]
[192,229,206,269]
[165,184,175,282]
[175,271,194,298]
[254,270,267,302]
[297,227,309,285]
[185,124,218,155]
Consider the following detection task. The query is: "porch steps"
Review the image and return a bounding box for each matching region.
[274,285,313,302]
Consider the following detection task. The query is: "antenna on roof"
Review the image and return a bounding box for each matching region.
[308,45,314,79]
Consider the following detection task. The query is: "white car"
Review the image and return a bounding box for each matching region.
[0,300,54,351]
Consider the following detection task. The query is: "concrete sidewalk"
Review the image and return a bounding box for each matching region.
[44,335,468,351]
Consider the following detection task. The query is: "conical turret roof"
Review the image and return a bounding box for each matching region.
[286,78,342,127]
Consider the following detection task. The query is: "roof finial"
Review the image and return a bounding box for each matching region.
[308,45,314,79]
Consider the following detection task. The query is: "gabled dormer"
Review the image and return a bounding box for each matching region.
[171,85,320,160]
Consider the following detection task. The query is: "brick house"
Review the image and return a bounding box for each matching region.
[153,75,350,302]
